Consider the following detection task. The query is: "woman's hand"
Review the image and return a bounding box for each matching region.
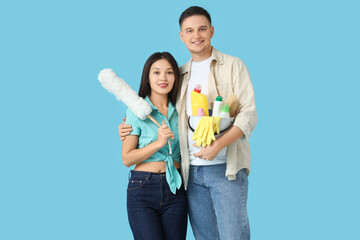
[156,120,175,148]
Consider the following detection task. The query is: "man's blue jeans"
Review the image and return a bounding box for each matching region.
[127,170,188,240]
[187,164,250,240]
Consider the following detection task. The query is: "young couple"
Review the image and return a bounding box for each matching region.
[119,6,257,240]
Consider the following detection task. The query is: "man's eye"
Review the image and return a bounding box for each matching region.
[187,30,192,33]
[200,28,206,31]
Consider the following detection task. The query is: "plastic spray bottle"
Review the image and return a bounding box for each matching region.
[191,84,209,116]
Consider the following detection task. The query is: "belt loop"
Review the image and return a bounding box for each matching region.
[146,171,152,181]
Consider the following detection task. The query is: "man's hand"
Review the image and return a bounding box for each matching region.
[193,141,221,161]
[118,117,133,141]
[193,125,245,160]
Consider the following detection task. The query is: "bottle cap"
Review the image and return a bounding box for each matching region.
[194,84,201,93]
[220,105,230,113]
[197,108,206,116]
[216,96,222,101]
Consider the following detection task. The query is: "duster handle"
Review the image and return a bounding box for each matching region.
[147,115,162,128]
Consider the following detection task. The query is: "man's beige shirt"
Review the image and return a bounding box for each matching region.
[176,47,257,189]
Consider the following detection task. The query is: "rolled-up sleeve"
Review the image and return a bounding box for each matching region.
[125,108,141,136]
[231,60,257,140]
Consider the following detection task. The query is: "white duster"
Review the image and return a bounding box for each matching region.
[98,68,152,120]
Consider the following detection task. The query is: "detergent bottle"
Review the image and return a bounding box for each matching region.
[212,96,223,117]
[196,108,206,116]
[191,84,209,116]
[219,104,230,118]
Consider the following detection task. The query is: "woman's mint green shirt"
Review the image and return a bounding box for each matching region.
[125,96,181,193]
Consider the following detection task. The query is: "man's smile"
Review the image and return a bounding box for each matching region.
[192,40,204,45]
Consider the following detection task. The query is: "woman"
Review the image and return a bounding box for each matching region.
[122,52,187,240]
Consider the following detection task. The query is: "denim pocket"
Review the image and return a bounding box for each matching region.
[127,177,149,191]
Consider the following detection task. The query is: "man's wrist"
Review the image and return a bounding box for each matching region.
[213,139,224,152]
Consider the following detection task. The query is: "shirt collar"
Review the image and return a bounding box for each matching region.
[179,47,224,75]
[145,95,157,110]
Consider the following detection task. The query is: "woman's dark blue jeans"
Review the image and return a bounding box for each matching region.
[127,170,188,240]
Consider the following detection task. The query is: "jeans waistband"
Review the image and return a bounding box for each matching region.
[129,170,167,180]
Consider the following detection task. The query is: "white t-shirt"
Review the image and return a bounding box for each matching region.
[186,57,226,166]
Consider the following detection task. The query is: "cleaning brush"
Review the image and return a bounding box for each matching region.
[225,94,240,118]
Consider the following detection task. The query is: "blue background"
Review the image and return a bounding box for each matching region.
[1,0,359,239]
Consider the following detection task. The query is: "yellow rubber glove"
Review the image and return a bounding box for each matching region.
[198,117,210,147]
[199,117,210,147]
[193,117,208,145]
[205,116,222,147]
[213,116,221,135]
[206,117,215,145]
[205,117,215,147]
[193,117,220,147]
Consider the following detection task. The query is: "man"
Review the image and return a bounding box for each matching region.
[119,6,257,240]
